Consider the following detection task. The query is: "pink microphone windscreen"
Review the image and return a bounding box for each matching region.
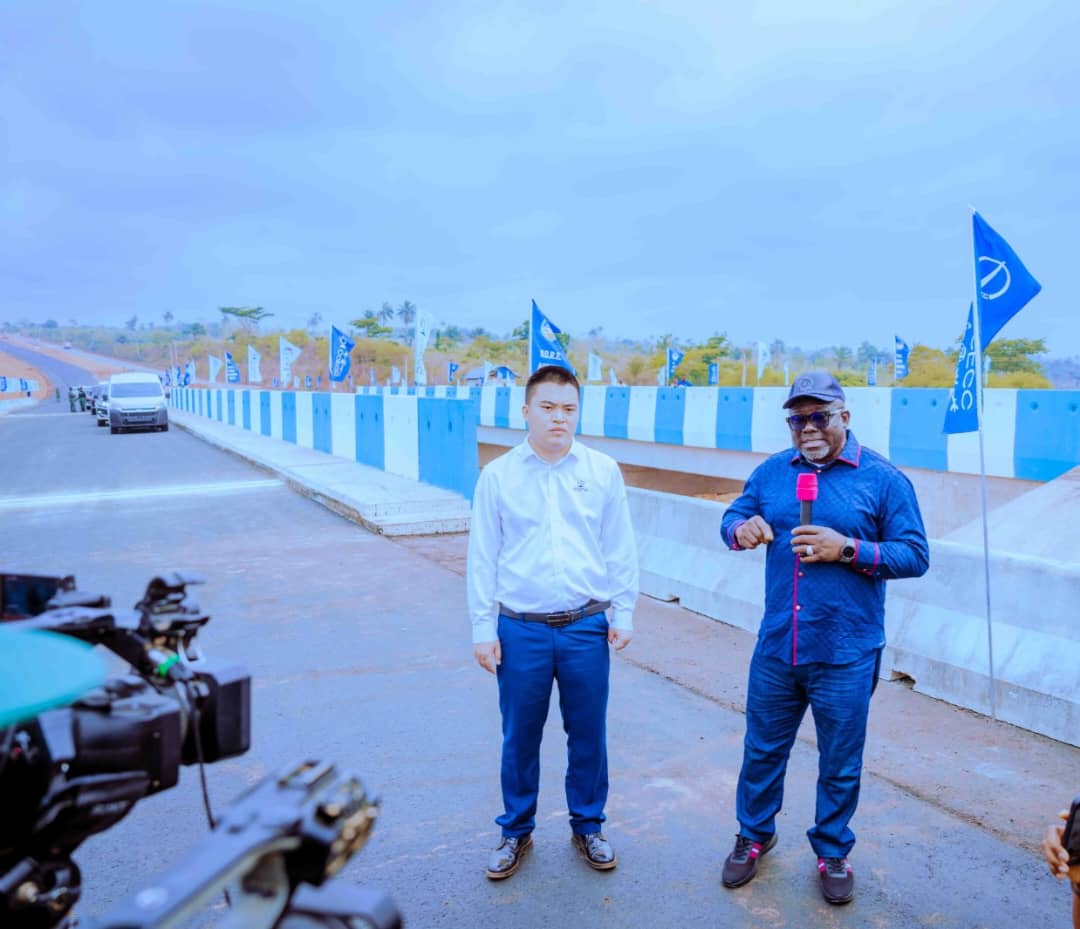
[796,472,818,501]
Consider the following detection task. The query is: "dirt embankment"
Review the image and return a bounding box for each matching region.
[0,342,53,401]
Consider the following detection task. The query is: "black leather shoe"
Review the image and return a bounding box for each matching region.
[486,834,532,880]
[818,856,855,904]
[572,832,617,870]
[721,833,777,888]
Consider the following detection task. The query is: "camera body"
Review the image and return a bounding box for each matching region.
[1,661,249,860]
[0,571,251,927]
[0,570,400,929]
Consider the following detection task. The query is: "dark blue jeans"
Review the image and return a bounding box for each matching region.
[736,648,881,858]
[495,611,610,838]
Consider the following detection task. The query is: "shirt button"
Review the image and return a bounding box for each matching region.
[795,604,802,611]
[798,572,805,578]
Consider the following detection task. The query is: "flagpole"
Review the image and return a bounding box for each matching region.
[969,211,997,721]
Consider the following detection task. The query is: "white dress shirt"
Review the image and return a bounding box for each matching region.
[466,439,639,643]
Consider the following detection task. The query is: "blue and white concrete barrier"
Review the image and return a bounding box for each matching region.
[628,486,1080,747]
[172,388,479,501]
[357,384,1080,481]
[179,384,1079,741]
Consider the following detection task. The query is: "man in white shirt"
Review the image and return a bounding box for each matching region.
[467,365,639,880]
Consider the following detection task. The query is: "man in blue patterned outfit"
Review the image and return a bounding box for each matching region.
[719,371,929,905]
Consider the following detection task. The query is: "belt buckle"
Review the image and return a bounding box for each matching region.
[546,610,575,627]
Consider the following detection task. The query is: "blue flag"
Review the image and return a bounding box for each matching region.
[448,361,459,383]
[707,363,719,385]
[163,369,171,386]
[666,348,684,384]
[225,352,241,383]
[894,336,910,380]
[943,304,980,434]
[329,325,355,382]
[0,376,7,392]
[530,300,573,373]
[305,374,312,389]
[972,212,1041,348]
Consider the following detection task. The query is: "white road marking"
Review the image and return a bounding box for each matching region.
[0,479,282,510]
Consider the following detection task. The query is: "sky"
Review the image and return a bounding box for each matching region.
[3,0,1079,354]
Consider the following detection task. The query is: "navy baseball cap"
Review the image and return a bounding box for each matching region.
[783,371,846,409]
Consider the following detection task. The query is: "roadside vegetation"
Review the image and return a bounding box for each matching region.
[4,305,1070,390]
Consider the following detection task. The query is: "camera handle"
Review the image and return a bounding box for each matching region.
[84,760,399,929]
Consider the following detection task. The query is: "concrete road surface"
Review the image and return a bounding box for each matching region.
[1,400,1076,929]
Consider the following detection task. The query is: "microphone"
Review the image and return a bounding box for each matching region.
[796,472,818,525]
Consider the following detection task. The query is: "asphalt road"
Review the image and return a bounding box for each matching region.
[0,395,1067,928]
[0,340,103,394]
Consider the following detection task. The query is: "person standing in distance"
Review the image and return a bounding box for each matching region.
[467,364,638,880]
[719,371,929,904]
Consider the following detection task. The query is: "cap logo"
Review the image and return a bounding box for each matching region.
[794,375,815,393]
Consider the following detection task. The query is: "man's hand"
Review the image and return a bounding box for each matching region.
[1042,811,1080,883]
[735,516,774,550]
[473,640,502,674]
[791,525,847,563]
[608,627,632,651]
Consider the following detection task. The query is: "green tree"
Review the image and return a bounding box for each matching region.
[902,345,956,387]
[396,300,417,327]
[377,302,395,325]
[985,338,1047,375]
[511,319,529,341]
[220,306,273,332]
[163,310,174,326]
[856,341,881,367]
[702,332,734,362]
[350,311,392,339]
[125,315,138,331]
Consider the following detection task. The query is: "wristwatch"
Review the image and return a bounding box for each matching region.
[839,538,856,564]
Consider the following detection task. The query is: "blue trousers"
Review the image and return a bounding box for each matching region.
[736,648,880,858]
[495,612,610,838]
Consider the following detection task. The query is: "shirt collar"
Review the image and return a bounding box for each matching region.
[518,437,582,465]
[789,431,862,469]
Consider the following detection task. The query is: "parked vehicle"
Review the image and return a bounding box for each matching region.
[107,373,168,434]
[94,383,110,427]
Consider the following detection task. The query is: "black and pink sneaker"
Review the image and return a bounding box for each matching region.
[818,856,855,904]
[721,833,778,887]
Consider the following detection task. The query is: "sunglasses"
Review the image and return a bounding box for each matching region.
[785,409,845,430]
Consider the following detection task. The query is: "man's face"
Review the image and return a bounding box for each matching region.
[786,399,849,463]
[524,380,579,458]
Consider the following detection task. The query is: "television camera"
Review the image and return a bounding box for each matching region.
[0,571,400,929]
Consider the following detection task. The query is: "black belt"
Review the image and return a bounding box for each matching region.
[498,599,611,628]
